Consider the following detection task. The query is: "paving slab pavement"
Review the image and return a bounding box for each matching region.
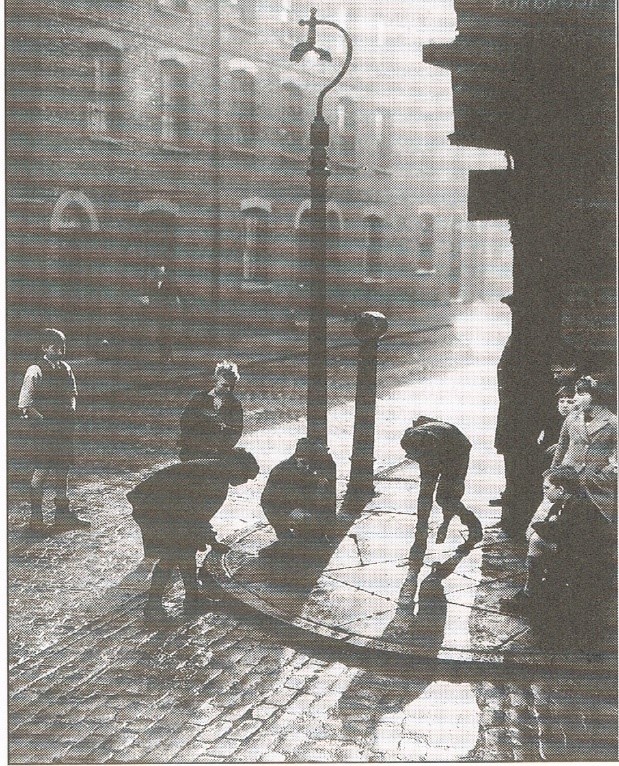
[199,303,616,669]
[204,471,616,670]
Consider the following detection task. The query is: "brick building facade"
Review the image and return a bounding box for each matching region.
[6,0,496,364]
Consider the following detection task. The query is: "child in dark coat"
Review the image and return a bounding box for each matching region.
[127,448,259,621]
[178,361,243,461]
[500,465,614,646]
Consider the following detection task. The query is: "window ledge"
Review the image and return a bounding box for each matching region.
[88,135,125,147]
[241,280,272,292]
[160,143,192,154]
[277,149,306,164]
[224,17,257,33]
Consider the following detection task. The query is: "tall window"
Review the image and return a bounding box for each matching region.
[228,0,256,22]
[280,83,304,142]
[364,216,384,279]
[375,109,392,169]
[86,44,122,139]
[230,70,258,144]
[54,206,97,342]
[337,98,356,159]
[160,59,189,146]
[417,211,435,272]
[242,208,269,282]
[280,0,292,23]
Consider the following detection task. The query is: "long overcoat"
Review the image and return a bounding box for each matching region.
[552,406,617,526]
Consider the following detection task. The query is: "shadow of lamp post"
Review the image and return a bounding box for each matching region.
[290,7,353,446]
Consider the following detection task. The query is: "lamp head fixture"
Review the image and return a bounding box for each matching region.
[289,8,333,63]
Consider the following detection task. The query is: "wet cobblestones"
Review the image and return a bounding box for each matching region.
[8,306,618,762]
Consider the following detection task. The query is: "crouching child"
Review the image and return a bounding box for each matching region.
[500,465,614,647]
[259,438,337,557]
[127,448,259,622]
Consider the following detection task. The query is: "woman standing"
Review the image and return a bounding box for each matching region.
[552,376,617,527]
[178,360,243,461]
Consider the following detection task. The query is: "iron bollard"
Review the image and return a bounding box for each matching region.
[347,311,388,500]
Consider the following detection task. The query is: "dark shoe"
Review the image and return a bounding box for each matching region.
[206,538,230,554]
[54,513,91,531]
[196,568,226,598]
[259,539,296,558]
[488,498,503,507]
[462,524,483,549]
[184,593,220,615]
[499,589,532,615]
[457,537,483,554]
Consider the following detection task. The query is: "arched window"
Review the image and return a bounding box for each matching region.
[230,70,258,144]
[85,43,122,139]
[337,97,356,159]
[280,83,304,142]
[242,208,270,282]
[52,204,98,343]
[364,216,384,279]
[160,59,189,146]
[417,210,435,272]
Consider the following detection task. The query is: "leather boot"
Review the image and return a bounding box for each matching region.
[29,488,48,534]
[54,499,91,531]
[181,564,220,614]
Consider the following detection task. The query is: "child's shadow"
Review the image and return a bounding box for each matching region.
[380,523,469,655]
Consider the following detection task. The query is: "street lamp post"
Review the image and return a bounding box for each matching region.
[290,7,353,446]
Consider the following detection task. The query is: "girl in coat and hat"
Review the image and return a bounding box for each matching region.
[552,376,617,529]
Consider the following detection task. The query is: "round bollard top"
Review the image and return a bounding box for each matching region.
[352,311,388,342]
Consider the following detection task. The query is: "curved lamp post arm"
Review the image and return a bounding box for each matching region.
[290,7,353,118]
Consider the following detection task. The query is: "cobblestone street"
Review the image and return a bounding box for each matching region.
[7,303,618,762]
